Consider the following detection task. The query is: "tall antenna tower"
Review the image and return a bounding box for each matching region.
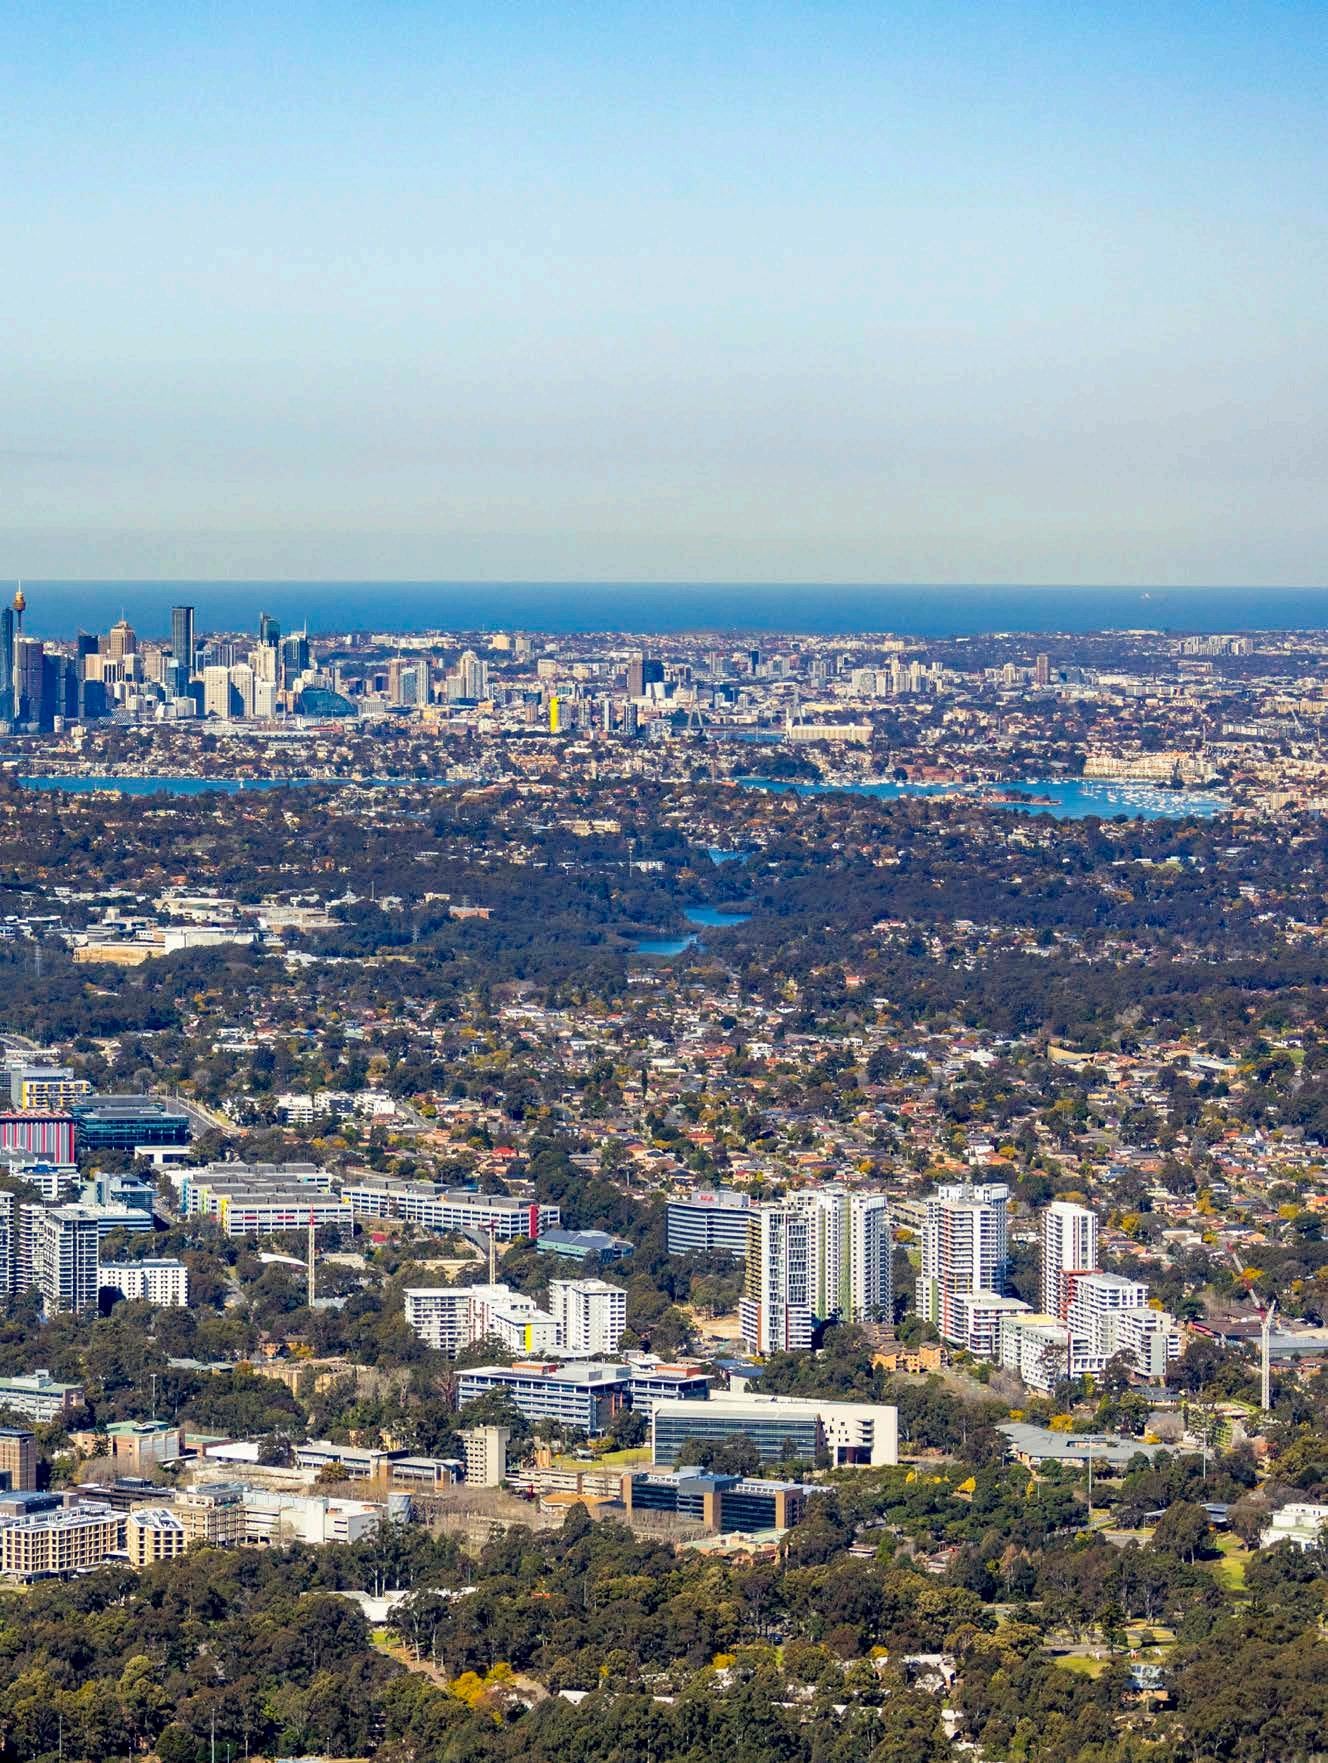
[307,1208,317,1308]
[488,1229,496,1285]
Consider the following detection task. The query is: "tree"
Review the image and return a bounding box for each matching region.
[1150,1499,1210,1563]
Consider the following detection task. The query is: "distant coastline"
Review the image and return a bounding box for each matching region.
[12,580,1328,640]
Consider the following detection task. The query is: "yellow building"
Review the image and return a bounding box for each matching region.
[0,1506,123,1580]
[174,1482,246,1546]
[126,1507,187,1566]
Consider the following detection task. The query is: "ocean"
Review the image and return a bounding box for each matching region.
[13,580,1328,640]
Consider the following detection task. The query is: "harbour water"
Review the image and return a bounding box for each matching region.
[739,776,1227,820]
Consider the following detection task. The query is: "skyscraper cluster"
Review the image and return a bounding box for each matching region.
[739,1186,891,1354]
[915,1182,1179,1391]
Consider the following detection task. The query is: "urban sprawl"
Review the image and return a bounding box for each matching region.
[0,591,1325,1763]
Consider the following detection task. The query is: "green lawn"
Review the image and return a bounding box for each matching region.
[1052,1655,1109,1677]
[1209,1535,1250,1593]
[552,1446,651,1469]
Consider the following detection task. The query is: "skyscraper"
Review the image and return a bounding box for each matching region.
[0,605,13,725]
[1040,1201,1099,1320]
[105,618,137,661]
[170,605,195,671]
[280,630,311,679]
[741,1201,814,1353]
[259,611,281,647]
[15,640,45,729]
[628,655,664,697]
[549,1278,628,1356]
[916,1180,1009,1345]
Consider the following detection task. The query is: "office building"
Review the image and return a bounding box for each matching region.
[0,1111,78,1165]
[174,1482,246,1546]
[627,655,665,698]
[459,1425,510,1487]
[1040,1201,1099,1319]
[916,1181,1010,1346]
[627,1364,711,1418]
[651,1390,898,1469]
[0,1371,84,1424]
[456,1363,631,1436]
[105,618,137,661]
[292,1442,403,1481]
[170,604,195,670]
[203,664,234,718]
[534,1227,633,1263]
[624,1469,806,1533]
[72,1095,190,1151]
[549,1278,627,1357]
[0,604,13,724]
[666,1190,752,1259]
[0,1429,37,1490]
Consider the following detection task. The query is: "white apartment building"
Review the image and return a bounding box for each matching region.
[403,1283,559,1358]
[98,1259,190,1307]
[739,1186,891,1355]
[917,1181,1009,1345]
[740,1201,814,1354]
[341,1177,559,1241]
[1066,1272,1179,1380]
[998,1311,1071,1394]
[950,1290,1031,1359]
[549,1278,627,1357]
[31,1205,101,1313]
[1040,1201,1099,1319]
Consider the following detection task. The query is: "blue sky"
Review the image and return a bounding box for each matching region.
[2,1,1325,583]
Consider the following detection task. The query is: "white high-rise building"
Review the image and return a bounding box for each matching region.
[458,650,489,700]
[740,1187,891,1354]
[1066,1271,1179,1380]
[202,665,233,719]
[31,1206,101,1315]
[549,1278,627,1356]
[98,1259,190,1308]
[1040,1201,1100,1319]
[740,1202,813,1353]
[917,1181,1009,1346]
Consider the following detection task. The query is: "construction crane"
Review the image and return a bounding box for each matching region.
[1228,1247,1277,1415]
